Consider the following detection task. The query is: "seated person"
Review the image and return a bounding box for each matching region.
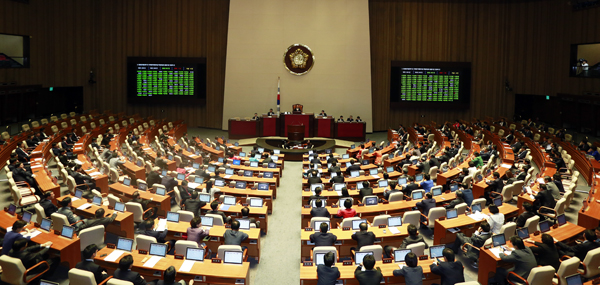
[57,197,84,230]
[402,176,419,197]
[187,217,210,247]
[10,238,58,278]
[113,254,147,285]
[515,202,537,228]
[81,208,118,230]
[2,220,33,255]
[383,181,401,201]
[393,252,423,285]
[430,248,465,285]
[240,207,260,228]
[40,191,58,218]
[358,181,373,201]
[444,190,465,209]
[351,222,375,251]
[309,187,326,205]
[419,174,434,192]
[384,224,427,258]
[310,199,330,218]
[76,244,109,284]
[486,205,504,234]
[310,222,337,246]
[156,266,187,285]
[493,236,537,285]
[329,171,345,183]
[556,229,600,261]
[183,191,206,218]
[354,254,383,284]
[206,201,230,224]
[317,252,340,284]
[449,220,492,266]
[336,199,356,218]
[526,233,560,271]
[224,220,249,246]
[337,116,344,122]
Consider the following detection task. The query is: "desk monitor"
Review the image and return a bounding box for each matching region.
[61,225,75,239]
[201,216,214,227]
[368,148,375,154]
[149,243,168,257]
[117,237,134,252]
[412,191,423,200]
[350,144,355,149]
[186,247,205,262]
[156,187,166,196]
[138,182,147,191]
[40,218,52,232]
[218,157,224,163]
[432,187,442,196]
[517,227,529,239]
[257,182,269,191]
[398,177,407,185]
[214,179,225,187]
[137,160,143,167]
[557,214,567,226]
[250,161,259,168]
[114,202,126,212]
[315,253,326,266]
[177,173,186,180]
[365,197,378,206]
[271,156,278,162]
[565,274,583,285]
[198,193,211,203]
[352,219,368,230]
[450,184,459,192]
[232,159,241,166]
[235,181,247,189]
[386,166,394,173]
[330,172,337,177]
[394,249,411,263]
[355,251,374,265]
[492,234,506,247]
[194,177,204,184]
[253,154,261,160]
[415,174,423,182]
[239,152,246,157]
[311,183,324,191]
[162,170,168,176]
[207,166,216,173]
[446,209,458,219]
[237,219,251,230]
[40,280,59,285]
[21,211,32,223]
[168,155,174,160]
[195,150,200,156]
[193,163,200,169]
[249,198,263,207]
[92,195,103,206]
[411,160,418,165]
[74,189,83,199]
[539,220,551,233]
[346,162,352,168]
[389,153,395,159]
[493,197,502,207]
[378,180,388,188]
[362,160,369,165]
[225,168,235,175]
[356,182,364,190]
[235,142,239,147]
[342,154,349,159]
[476,174,483,182]
[429,245,445,259]
[451,161,457,168]
[326,149,332,154]
[274,149,280,155]
[216,146,221,151]
[333,183,345,191]
[264,172,273,178]
[442,166,448,173]
[166,211,180,223]
[123,177,131,186]
[268,162,277,168]
[223,251,244,264]
[388,216,402,227]
[223,196,236,205]
[350,171,360,178]
[369,169,378,175]
[471,203,482,213]
[485,169,492,177]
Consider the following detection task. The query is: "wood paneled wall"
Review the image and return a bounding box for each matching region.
[1,0,599,131]
[0,0,229,129]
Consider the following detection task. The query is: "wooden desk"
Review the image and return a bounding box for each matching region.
[94,247,250,283]
[77,154,110,194]
[0,210,81,268]
[141,145,176,171]
[301,172,402,188]
[228,119,259,139]
[56,194,135,239]
[577,175,600,229]
[433,204,519,245]
[109,183,171,216]
[193,185,274,213]
[200,203,269,234]
[30,159,61,198]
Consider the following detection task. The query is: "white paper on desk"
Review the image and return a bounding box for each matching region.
[468,212,488,221]
[88,171,101,176]
[71,197,80,201]
[489,247,503,258]
[26,230,42,238]
[336,191,342,196]
[77,203,92,210]
[224,175,232,179]
[220,204,231,211]
[529,194,535,200]
[371,175,380,179]
[34,158,42,161]
[187,182,200,189]
[388,227,401,235]
[74,159,84,165]
[31,165,43,169]
[143,256,162,267]
[155,219,167,231]
[179,260,195,272]
[104,250,125,262]
[500,163,512,168]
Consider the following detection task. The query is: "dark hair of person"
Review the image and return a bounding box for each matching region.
[324,251,335,267]
[405,252,418,267]
[231,220,240,230]
[95,208,105,218]
[163,266,177,283]
[359,222,367,231]
[60,197,71,207]
[315,187,322,195]
[211,201,219,210]
[315,199,323,207]
[489,205,499,214]
[443,248,455,261]
[190,217,201,228]
[83,244,99,259]
[523,202,533,213]
[320,222,328,233]
[585,229,596,241]
[344,199,352,209]
[12,238,28,252]
[119,255,134,270]
[362,254,375,270]
[480,220,491,232]
[541,234,554,247]
[341,187,350,197]
[407,224,418,236]
[510,236,525,249]
[12,220,27,230]
[241,207,249,216]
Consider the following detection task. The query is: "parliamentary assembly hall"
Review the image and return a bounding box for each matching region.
[1,0,600,284]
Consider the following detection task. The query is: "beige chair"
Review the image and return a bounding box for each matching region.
[125,202,149,223]
[429,166,439,181]
[51,212,75,232]
[205,213,225,226]
[61,122,68,129]
[174,240,198,256]
[0,255,50,285]
[499,222,516,242]
[135,235,157,251]
[340,217,363,228]
[424,207,446,230]
[579,247,600,278]
[21,124,30,132]
[508,265,554,285]
[372,214,391,227]
[388,192,404,202]
[177,210,194,222]
[540,198,566,221]
[69,267,111,285]
[1,131,10,140]
[107,194,121,208]
[455,203,468,215]
[407,241,426,256]
[217,245,247,261]
[79,225,105,251]
[41,118,49,124]
[312,246,337,263]
[402,210,421,227]
[31,121,40,128]
[354,245,383,261]
[33,203,46,224]
[70,119,77,126]
[524,215,540,234]
[554,256,580,285]
[107,279,133,285]
[309,217,331,229]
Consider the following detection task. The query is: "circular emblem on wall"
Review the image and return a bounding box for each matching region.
[283,44,315,76]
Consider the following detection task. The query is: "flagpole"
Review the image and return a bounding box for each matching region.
[277,77,281,116]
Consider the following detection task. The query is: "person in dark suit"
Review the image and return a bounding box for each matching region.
[183,191,206,217]
[326,154,337,165]
[526,233,560,271]
[430,248,465,285]
[309,187,327,204]
[515,202,537,228]
[80,208,117,230]
[156,266,186,285]
[267,109,275,116]
[72,164,97,198]
[12,162,39,193]
[15,142,31,162]
[76,244,109,284]
[240,207,260,228]
[327,162,341,174]
[146,167,162,188]
[206,201,230,224]
[310,200,330,218]
[418,157,431,175]
[40,191,58,218]
[317,251,340,285]
[113,254,147,285]
[444,190,465,209]
[351,222,375,251]
[141,219,168,243]
[403,176,419,197]
[449,220,492,265]
[345,159,361,175]
[429,155,440,168]
[354,254,383,285]
[310,222,337,246]
[309,155,321,165]
[556,229,600,261]
[393,252,423,285]
[308,172,323,185]
[57,197,84,230]
[358,181,373,201]
[553,173,565,193]
[535,184,556,213]
[485,172,504,204]
[383,181,401,201]
[384,223,428,258]
[178,180,192,205]
[416,193,436,221]
[493,236,537,285]
[329,171,345,183]
[10,238,59,278]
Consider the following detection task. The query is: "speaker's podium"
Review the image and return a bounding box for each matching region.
[280,104,314,138]
[287,124,305,142]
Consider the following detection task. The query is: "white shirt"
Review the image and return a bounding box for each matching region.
[582,62,589,71]
[468,167,478,176]
[487,213,505,234]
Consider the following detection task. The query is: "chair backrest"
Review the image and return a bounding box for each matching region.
[310,217,331,230]
[34,203,46,224]
[90,122,97,129]
[361,195,378,204]
[177,210,194,222]
[407,242,426,256]
[563,190,574,209]
[524,215,540,234]
[125,202,144,223]
[582,247,600,278]
[429,166,438,180]
[172,187,182,205]
[135,235,157,251]
[31,121,40,128]
[372,214,391,227]
[109,168,119,183]
[313,246,337,262]
[107,194,121,208]
[388,192,404,202]
[427,207,446,228]
[501,184,514,202]
[359,245,383,261]
[462,175,473,188]
[526,265,555,285]
[455,203,468,215]
[69,268,98,285]
[79,225,105,251]
[0,255,27,285]
[174,240,198,255]
[218,245,242,259]
[471,198,486,210]
[555,198,566,215]
[108,279,134,285]
[205,214,224,226]
[402,210,421,227]
[51,212,70,231]
[500,222,516,242]
[511,181,525,197]
[557,256,580,285]
[340,217,362,228]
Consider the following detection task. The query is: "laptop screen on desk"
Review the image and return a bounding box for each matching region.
[61,225,75,239]
[350,171,360,178]
[412,192,423,200]
[40,218,52,232]
[218,157,224,163]
[365,197,378,206]
[258,183,269,191]
[432,188,442,196]
[239,152,246,157]
[123,177,131,186]
[342,154,349,159]
[311,184,324,191]
[394,249,411,263]
[356,182,364,190]
[193,163,200,169]
[114,202,126,212]
[370,169,378,175]
[201,216,213,227]
[450,184,458,192]
[198,194,211,203]
[352,219,367,230]
[492,234,506,247]
[378,180,388,188]
[386,166,394,173]
[398,177,407,185]
[315,253,326,266]
[156,187,166,196]
[333,183,345,191]
[214,179,225,187]
[250,198,263,207]
[162,170,168,176]
[224,251,243,264]
[493,197,502,207]
[223,196,236,205]
[92,196,102,206]
[388,216,402,227]
[166,211,179,223]
[557,214,567,226]
[207,166,216,173]
[539,221,551,233]
[415,174,423,182]
[471,204,482,213]
[274,149,280,154]
[565,274,583,285]
[186,248,205,262]
[225,168,234,175]
[177,173,185,180]
[138,182,147,191]
[429,245,445,259]
[268,162,276,168]
[238,219,250,230]
[250,161,259,168]
[74,189,83,199]
[21,211,32,223]
[517,227,529,239]
[117,237,134,252]
[264,172,273,178]
[355,251,373,265]
[149,243,167,257]
[232,159,241,166]
[446,209,458,219]
[236,181,247,189]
